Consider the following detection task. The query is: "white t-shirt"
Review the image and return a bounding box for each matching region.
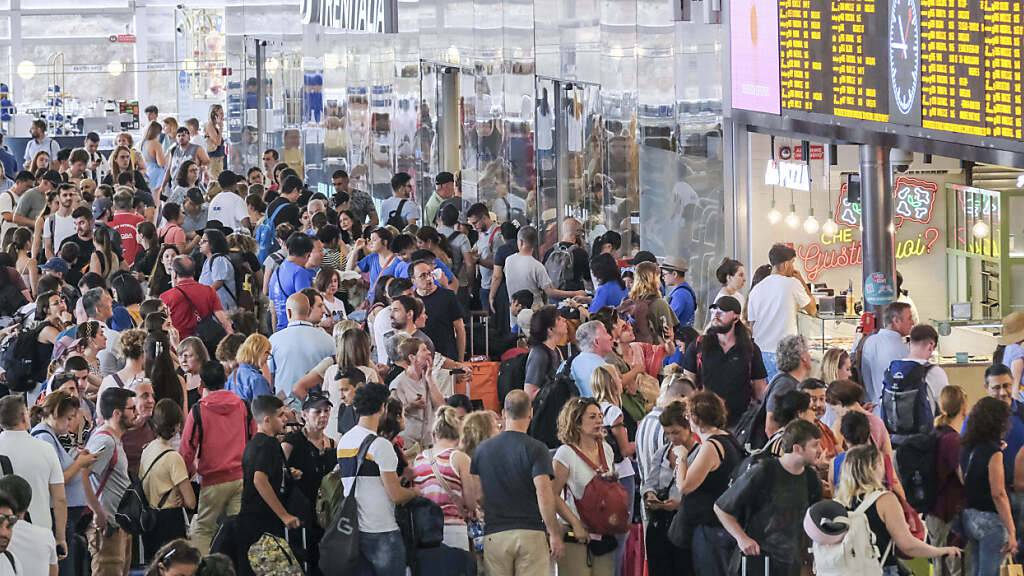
[746,274,811,355]
[0,190,19,244]
[493,194,528,222]
[553,441,616,522]
[0,431,64,531]
[0,548,20,576]
[208,191,249,231]
[338,424,400,533]
[503,253,553,307]
[8,518,57,576]
[474,225,503,290]
[599,403,636,479]
[323,363,380,443]
[98,371,144,400]
[380,196,418,226]
[43,213,76,253]
[373,305,395,365]
[323,296,347,325]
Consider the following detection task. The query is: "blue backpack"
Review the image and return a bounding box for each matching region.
[256,203,288,263]
[880,359,935,445]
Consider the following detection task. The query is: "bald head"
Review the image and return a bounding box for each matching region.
[561,218,582,242]
[504,389,532,421]
[286,292,310,322]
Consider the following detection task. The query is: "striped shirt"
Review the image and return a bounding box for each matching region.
[412,447,465,525]
[337,424,400,533]
[636,408,667,496]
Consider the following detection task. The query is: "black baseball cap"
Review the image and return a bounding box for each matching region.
[710,295,742,314]
[629,251,657,265]
[435,172,455,186]
[302,392,333,411]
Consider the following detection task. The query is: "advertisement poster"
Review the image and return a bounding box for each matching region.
[730,0,781,114]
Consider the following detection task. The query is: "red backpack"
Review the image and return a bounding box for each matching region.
[568,445,630,535]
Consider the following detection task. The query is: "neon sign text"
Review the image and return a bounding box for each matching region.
[797,227,941,281]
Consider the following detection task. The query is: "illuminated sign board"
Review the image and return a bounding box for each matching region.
[300,0,398,33]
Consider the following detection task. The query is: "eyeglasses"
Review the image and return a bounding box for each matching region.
[0,513,18,528]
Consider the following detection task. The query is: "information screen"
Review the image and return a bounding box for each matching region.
[737,0,1024,146]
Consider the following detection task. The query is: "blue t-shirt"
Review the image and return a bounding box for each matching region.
[570,352,607,398]
[108,303,136,331]
[589,281,627,313]
[391,258,456,283]
[358,253,395,296]
[1005,343,1024,390]
[269,260,317,332]
[667,282,697,327]
[227,363,273,403]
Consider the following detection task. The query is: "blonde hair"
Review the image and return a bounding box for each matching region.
[592,364,622,407]
[821,348,850,384]
[236,333,271,366]
[433,405,461,442]
[629,261,662,301]
[460,411,497,457]
[834,444,885,507]
[117,329,147,360]
[934,385,967,428]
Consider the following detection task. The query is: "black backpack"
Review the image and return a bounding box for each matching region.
[0,269,26,318]
[893,429,941,514]
[528,353,579,449]
[880,360,935,445]
[734,372,789,452]
[497,353,528,405]
[213,253,255,311]
[319,434,377,575]
[0,324,45,392]
[386,199,410,229]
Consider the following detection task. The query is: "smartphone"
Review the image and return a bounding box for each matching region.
[450,368,467,375]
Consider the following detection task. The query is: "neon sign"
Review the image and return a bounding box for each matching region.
[797,227,942,282]
[834,176,938,229]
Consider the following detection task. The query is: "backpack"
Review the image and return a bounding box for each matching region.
[214,253,256,311]
[247,533,303,576]
[566,444,630,535]
[730,439,773,485]
[316,470,344,530]
[893,430,940,514]
[446,231,466,278]
[386,199,410,229]
[0,324,45,392]
[544,244,575,290]
[496,352,528,405]
[618,295,660,344]
[319,433,377,575]
[0,272,26,318]
[93,430,157,536]
[880,360,935,444]
[256,204,289,263]
[734,372,789,452]
[809,491,892,576]
[528,353,579,449]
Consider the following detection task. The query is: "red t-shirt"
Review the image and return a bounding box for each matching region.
[110,212,144,266]
[160,279,223,339]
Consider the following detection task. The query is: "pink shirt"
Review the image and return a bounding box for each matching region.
[159,222,185,246]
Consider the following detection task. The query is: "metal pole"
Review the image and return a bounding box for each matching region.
[255,39,266,153]
[859,144,896,322]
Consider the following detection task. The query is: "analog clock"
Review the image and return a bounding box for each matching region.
[889,0,920,116]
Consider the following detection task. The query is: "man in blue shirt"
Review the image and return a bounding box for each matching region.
[269,232,319,332]
[661,256,696,327]
[269,292,335,405]
[0,134,18,180]
[570,320,615,397]
[348,227,394,297]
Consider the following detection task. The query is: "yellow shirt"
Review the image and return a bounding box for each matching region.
[139,437,189,509]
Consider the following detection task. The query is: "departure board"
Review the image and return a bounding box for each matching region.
[736,0,1024,149]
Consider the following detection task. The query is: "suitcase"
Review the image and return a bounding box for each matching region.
[742,555,771,576]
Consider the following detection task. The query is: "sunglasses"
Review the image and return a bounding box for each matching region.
[0,513,18,528]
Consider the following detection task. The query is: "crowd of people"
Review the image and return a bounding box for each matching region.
[0,103,1018,576]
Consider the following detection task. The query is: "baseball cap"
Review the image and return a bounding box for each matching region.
[769,243,797,266]
[217,170,244,189]
[302,392,333,411]
[710,295,742,315]
[435,171,455,186]
[41,257,70,274]
[92,197,112,220]
[41,170,62,187]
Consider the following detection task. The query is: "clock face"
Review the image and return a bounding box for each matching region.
[889,0,920,116]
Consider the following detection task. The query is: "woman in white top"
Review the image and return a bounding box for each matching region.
[591,364,637,574]
[712,257,746,311]
[552,397,619,576]
[99,329,147,396]
[314,268,347,333]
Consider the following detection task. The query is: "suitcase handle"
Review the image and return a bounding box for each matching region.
[741,555,770,576]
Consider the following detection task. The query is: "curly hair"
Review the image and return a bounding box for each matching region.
[117,328,147,360]
[776,335,808,373]
[962,396,1011,450]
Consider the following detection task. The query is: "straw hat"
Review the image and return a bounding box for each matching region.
[1000,312,1024,345]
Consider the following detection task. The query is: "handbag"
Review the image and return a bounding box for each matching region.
[567,445,630,535]
[1002,558,1024,576]
[426,449,483,551]
[318,434,376,575]
[175,287,227,355]
[397,496,445,549]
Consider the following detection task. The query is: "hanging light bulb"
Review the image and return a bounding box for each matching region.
[324,52,340,71]
[785,203,801,228]
[767,199,782,224]
[803,208,820,234]
[16,60,35,80]
[973,219,991,238]
[107,60,124,77]
[821,211,839,236]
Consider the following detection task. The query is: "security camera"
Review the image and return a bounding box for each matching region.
[890,149,913,173]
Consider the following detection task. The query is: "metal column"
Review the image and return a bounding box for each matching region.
[859,144,896,320]
[255,39,267,153]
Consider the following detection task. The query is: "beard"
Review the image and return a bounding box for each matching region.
[706,318,737,336]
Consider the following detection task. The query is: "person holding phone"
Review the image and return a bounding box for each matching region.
[388,337,443,450]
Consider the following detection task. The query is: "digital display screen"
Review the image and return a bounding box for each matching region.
[763,0,1024,144]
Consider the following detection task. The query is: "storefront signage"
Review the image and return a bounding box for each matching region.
[764,159,810,191]
[796,226,941,281]
[835,176,938,229]
[863,272,896,306]
[300,0,398,33]
[778,144,825,161]
[108,34,136,44]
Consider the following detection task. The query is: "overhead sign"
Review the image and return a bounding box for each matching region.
[108,34,136,44]
[300,0,398,33]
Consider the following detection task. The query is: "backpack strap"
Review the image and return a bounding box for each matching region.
[267,202,288,228]
[568,443,610,475]
[111,373,125,389]
[211,254,238,305]
[93,429,120,497]
[344,434,378,498]
[2,550,15,575]
[0,454,11,476]
[30,428,61,448]
[426,449,468,518]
